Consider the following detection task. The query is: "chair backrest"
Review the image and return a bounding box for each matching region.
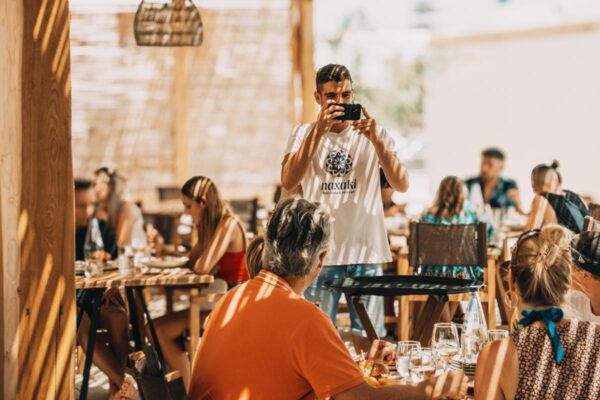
[408,221,488,268]
[228,198,259,234]
[589,203,600,221]
[583,216,600,232]
[129,351,188,400]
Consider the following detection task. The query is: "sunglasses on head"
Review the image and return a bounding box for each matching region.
[509,229,541,268]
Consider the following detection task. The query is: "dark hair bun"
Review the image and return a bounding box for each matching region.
[550,160,560,170]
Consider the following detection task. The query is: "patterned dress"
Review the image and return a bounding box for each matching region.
[511,319,600,399]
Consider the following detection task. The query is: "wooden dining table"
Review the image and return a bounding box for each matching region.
[76,269,213,400]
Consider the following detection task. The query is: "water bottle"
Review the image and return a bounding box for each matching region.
[84,217,104,277]
[461,288,488,364]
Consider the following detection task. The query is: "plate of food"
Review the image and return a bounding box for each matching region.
[141,256,189,269]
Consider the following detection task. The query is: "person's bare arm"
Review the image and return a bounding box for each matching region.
[190,217,241,275]
[475,339,518,400]
[508,188,527,215]
[334,370,468,400]
[281,104,344,190]
[352,106,409,193]
[524,195,555,231]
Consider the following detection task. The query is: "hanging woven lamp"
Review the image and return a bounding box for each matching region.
[134,0,203,46]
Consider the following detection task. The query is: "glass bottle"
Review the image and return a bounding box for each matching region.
[84,217,104,277]
[460,288,488,364]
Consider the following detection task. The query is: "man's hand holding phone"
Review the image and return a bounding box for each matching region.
[315,102,345,136]
[353,106,379,145]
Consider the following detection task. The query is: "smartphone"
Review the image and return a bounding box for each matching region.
[331,103,362,121]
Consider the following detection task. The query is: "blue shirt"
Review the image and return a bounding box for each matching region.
[465,176,518,209]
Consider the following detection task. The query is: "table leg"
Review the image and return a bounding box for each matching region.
[125,287,144,351]
[136,286,167,376]
[411,294,448,346]
[80,289,103,400]
[351,296,379,343]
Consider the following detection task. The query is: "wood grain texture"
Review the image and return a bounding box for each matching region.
[19,0,75,398]
[76,271,214,289]
[0,1,23,398]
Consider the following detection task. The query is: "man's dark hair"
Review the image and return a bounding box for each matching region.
[481,147,505,161]
[315,64,352,91]
[75,178,92,192]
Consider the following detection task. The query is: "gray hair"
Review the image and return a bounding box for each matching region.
[263,197,332,278]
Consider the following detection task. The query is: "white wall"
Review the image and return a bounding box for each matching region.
[424,30,600,208]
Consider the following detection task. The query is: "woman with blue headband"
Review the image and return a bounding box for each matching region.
[475,225,600,399]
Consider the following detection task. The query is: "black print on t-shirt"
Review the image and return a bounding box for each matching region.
[325,150,353,177]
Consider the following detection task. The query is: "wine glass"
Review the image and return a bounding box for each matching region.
[431,323,460,371]
[409,347,437,383]
[488,329,509,342]
[396,341,421,379]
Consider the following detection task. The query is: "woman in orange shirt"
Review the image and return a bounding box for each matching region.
[155,176,248,388]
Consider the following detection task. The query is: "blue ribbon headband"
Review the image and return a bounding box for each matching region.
[518,307,565,364]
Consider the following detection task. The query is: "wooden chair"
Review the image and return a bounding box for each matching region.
[188,281,227,362]
[589,203,600,221]
[583,216,600,232]
[129,351,188,400]
[398,222,497,341]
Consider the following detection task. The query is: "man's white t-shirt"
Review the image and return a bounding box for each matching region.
[563,289,600,324]
[284,123,394,266]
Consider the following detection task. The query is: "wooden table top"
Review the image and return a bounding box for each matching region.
[76,270,214,289]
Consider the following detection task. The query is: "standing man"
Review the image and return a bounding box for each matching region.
[281,64,409,350]
[465,147,525,214]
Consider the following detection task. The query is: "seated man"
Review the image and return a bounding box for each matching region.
[465,147,525,214]
[74,179,137,399]
[564,231,600,324]
[189,197,467,400]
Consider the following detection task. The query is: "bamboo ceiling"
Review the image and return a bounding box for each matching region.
[70,0,292,203]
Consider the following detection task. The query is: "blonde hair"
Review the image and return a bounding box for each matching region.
[432,176,465,220]
[181,176,243,258]
[511,225,573,307]
[245,235,264,279]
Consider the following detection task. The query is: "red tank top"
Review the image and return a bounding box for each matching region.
[215,251,248,285]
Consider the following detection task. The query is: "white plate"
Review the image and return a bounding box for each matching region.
[141,256,189,269]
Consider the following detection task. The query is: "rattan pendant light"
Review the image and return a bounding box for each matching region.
[134,0,203,46]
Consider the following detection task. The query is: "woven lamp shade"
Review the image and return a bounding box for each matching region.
[134,0,203,47]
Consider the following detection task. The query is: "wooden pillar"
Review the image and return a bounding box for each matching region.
[0,0,75,398]
[171,48,191,185]
[290,0,316,124]
[0,2,24,398]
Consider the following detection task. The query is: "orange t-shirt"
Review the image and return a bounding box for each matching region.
[188,270,365,400]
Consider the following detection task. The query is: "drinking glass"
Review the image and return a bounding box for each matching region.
[396,341,421,379]
[431,323,460,371]
[488,329,509,342]
[409,347,437,383]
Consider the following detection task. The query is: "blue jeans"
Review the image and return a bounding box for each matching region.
[304,264,385,337]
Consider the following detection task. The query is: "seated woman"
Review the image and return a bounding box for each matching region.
[155,176,249,389]
[563,231,600,324]
[74,179,136,399]
[475,225,600,400]
[420,176,487,282]
[525,161,589,233]
[92,167,145,248]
